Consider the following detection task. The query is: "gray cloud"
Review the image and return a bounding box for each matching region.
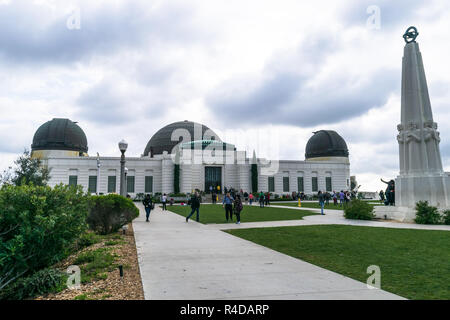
[0,1,203,65]
[207,65,398,128]
[75,80,135,124]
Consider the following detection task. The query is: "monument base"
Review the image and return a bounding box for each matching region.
[373,206,416,223]
[396,174,450,208]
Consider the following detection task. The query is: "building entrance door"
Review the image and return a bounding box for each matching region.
[205,167,222,194]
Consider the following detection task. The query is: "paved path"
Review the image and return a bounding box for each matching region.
[133,204,412,300]
[207,203,450,231]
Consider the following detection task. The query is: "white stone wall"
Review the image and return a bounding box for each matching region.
[44,152,350,196]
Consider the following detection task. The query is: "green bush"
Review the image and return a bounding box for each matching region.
[443,210,450,225]
[0,268,67,300]
[0,183,89,291]
[169,193,187,197]
[87,194,139,235]
[133,193,145,202]
[344,199,375,220]
[415,201,442,225]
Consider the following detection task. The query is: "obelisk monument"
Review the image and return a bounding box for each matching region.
[394,27,450,216]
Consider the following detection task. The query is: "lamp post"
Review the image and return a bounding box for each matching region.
[96,152,101,195]
[119,140,128,197]
[124,167,128,197]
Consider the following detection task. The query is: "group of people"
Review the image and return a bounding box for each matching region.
[142,193,173,222]
[316,190,356,215]
[379,179,395,206]
[143,187,359,224]
[186,191,243,224]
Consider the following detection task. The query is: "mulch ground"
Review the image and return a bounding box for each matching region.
[35,223,144,300]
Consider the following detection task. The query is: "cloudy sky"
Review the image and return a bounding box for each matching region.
[1,0,450,192]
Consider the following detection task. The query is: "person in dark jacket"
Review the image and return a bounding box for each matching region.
[222,192,234,222]
[186,192,201,222]
[234,194,243,224]
[143,194,153,222]
[318,191,325,215]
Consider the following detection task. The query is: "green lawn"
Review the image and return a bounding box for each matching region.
[275,202,384,211]
[274,202,344,210]
[225,225,450,300]
[166,204,318,224]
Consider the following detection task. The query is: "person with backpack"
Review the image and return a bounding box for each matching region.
[234,194,243,224]
[259,191,265,208]
[161,193,167,211]
[222,192,235,222]
[186,192,201,222]
[143,194,153,222]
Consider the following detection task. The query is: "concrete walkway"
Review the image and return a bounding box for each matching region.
[207,203,450,231]
[133,204,411,300]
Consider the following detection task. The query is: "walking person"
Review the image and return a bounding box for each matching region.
[234,194,243,224]
[186,192,200,222]
[339,190,345,207]
[259,191,265,208]
[212,191,217,204]
[161,193,167,211]
[318,190,325,215]
[249,193,254,205]
[325,192,330,205]
[143,194,153,222]
[332,191,338,206]
[265,192,271,207]
[222,192,234,222]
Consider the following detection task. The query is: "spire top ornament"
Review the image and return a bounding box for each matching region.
[403,26,419,43]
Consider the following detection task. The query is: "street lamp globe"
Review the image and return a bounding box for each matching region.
[118,139,128,153]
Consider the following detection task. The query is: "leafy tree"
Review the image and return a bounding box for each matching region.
[11,150,50,186]
[251,164,258,193]
[0,166,13,186]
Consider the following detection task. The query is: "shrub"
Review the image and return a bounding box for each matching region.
[344,199,375,220]
[415,201,442,225]
[0,183,89,291]
[0,268,67,300]
[133,193,145,202]
[443,210,450,225]
[169,193,187,197]
[87,194,139,235]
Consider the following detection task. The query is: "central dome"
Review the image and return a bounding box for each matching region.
[305,130,348,159]
[144,121,221,157]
